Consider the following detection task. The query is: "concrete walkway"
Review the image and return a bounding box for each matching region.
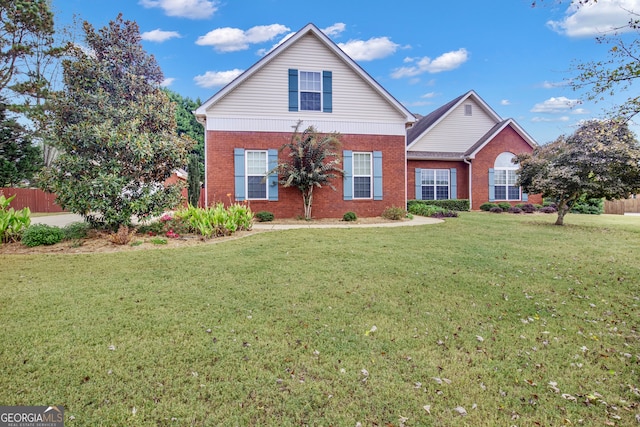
[31,213,442,229]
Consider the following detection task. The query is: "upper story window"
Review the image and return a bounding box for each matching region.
[288,69,332,113]
[300,71,321,111]
[464,104,472,116]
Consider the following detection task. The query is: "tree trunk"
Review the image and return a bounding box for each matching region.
[303,187,314,220]
[555,203,570,226]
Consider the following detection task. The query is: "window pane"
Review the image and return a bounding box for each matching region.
[422,186,435,200]
[494,170,507,185]
[300,92,320,111]
[436,185,449,199]
[495,186,506,200]
[354,176,371,198]
[421,170,434,185]
[300,71,320,91]
[247,176,266,199]
[507,170,517,185]
[246,151,266,174]
[435,170,449,186]
[353,153,371,175]
[508,185,520,200]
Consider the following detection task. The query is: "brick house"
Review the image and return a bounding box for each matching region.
[407,90,542,210]
[194,24,540,217]
[194,23,415,219]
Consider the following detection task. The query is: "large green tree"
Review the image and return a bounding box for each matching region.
[163,88,204,176]
[270,122,343,220]
[515,119,640,225]
[41,14,193,230]
[0,101,42,186]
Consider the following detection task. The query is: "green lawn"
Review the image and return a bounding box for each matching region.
[1,212,638,426]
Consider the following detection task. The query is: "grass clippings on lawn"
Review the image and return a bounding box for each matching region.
[0,212,638,426]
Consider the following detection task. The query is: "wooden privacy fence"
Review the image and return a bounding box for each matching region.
[1,187,205,213]
[1,188,66,213]
[604,198,640,215]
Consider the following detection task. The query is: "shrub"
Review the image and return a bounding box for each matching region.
[431,210,459,218]
[343,211,357,222]
[22,224,64,247]
[508,206,522,214]
[571,197,604,215]
[136,221,165,236]
[540,206,557,214]
[407,199,469,211]
[381,206,407,220]
[520,203,537,213]
[62,222,91,240]
[255,211,274,222]
[0,193,31,243]
[480,202,498,212]
[497,202,511,211]
[489,206,503,214]
[408,203,443,217]
[174,203,253,238]
[108,225,136,245]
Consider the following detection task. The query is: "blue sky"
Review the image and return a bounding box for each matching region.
[51,0,640,143]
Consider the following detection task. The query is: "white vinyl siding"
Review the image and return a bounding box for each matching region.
[206,33,406,124]
[409,98,497,153]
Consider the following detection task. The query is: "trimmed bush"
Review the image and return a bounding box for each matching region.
[62,222,91,240]
[431,210,459,218]
[497,202,511,211]
[520,203,537,213]
[255,211,274,222]
[381,206,407,220]
[508,206,522,214]
[540,206,557,214]
[22,224,65,247]
[489,206,503,214]
[343,211,357,222]
[407,199,469,211]
[480,202,498,212]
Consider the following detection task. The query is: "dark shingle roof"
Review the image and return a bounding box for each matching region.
[463,119,510,156]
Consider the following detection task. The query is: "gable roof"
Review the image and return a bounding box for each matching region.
[407,90,503,148]
[194,23,414,123]
[465,118,537,158]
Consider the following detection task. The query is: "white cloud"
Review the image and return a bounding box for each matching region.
[500,99,511,106]
[141,29,181,42]
[421,92,438,99]
[139,0,218,19]
[540,80,569,89]
[160,77,175,87]
[193,69,243,88]
[256,32,295,56]
[322,23,346,37]
[547,0,640,37]
[338,37,399,61]
[391,48,469,78]
[531,116,571,122]
[196,24,290,52]
[530,96,581,113]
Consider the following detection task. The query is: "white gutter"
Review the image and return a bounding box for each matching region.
[464,157,472,210]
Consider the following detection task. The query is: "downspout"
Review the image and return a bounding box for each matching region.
[194,114,207,208]
[463,157,472,211]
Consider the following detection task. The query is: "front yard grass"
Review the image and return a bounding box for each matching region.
[1,212,638,426]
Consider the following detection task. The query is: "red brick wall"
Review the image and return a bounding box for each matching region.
[471,126,542,209]
[205,130,406,218]
[407,160,469,200]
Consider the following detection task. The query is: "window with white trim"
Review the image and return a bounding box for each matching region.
[353,152,372,199]
[421,169,450,200]
[300,71,321,111]
[246,150,268,199]
[494,152,520,200]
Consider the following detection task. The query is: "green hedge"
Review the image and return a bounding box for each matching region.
[407,199,469,212]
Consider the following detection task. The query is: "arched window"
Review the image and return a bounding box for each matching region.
[494,152,520,200]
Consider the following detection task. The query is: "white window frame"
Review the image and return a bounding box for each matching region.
[464,104,472,116]
[299,71,322,111]
[353,152,372,199]
[421,169,450,200]
[494,152,521,201]
[245,150,268,200]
